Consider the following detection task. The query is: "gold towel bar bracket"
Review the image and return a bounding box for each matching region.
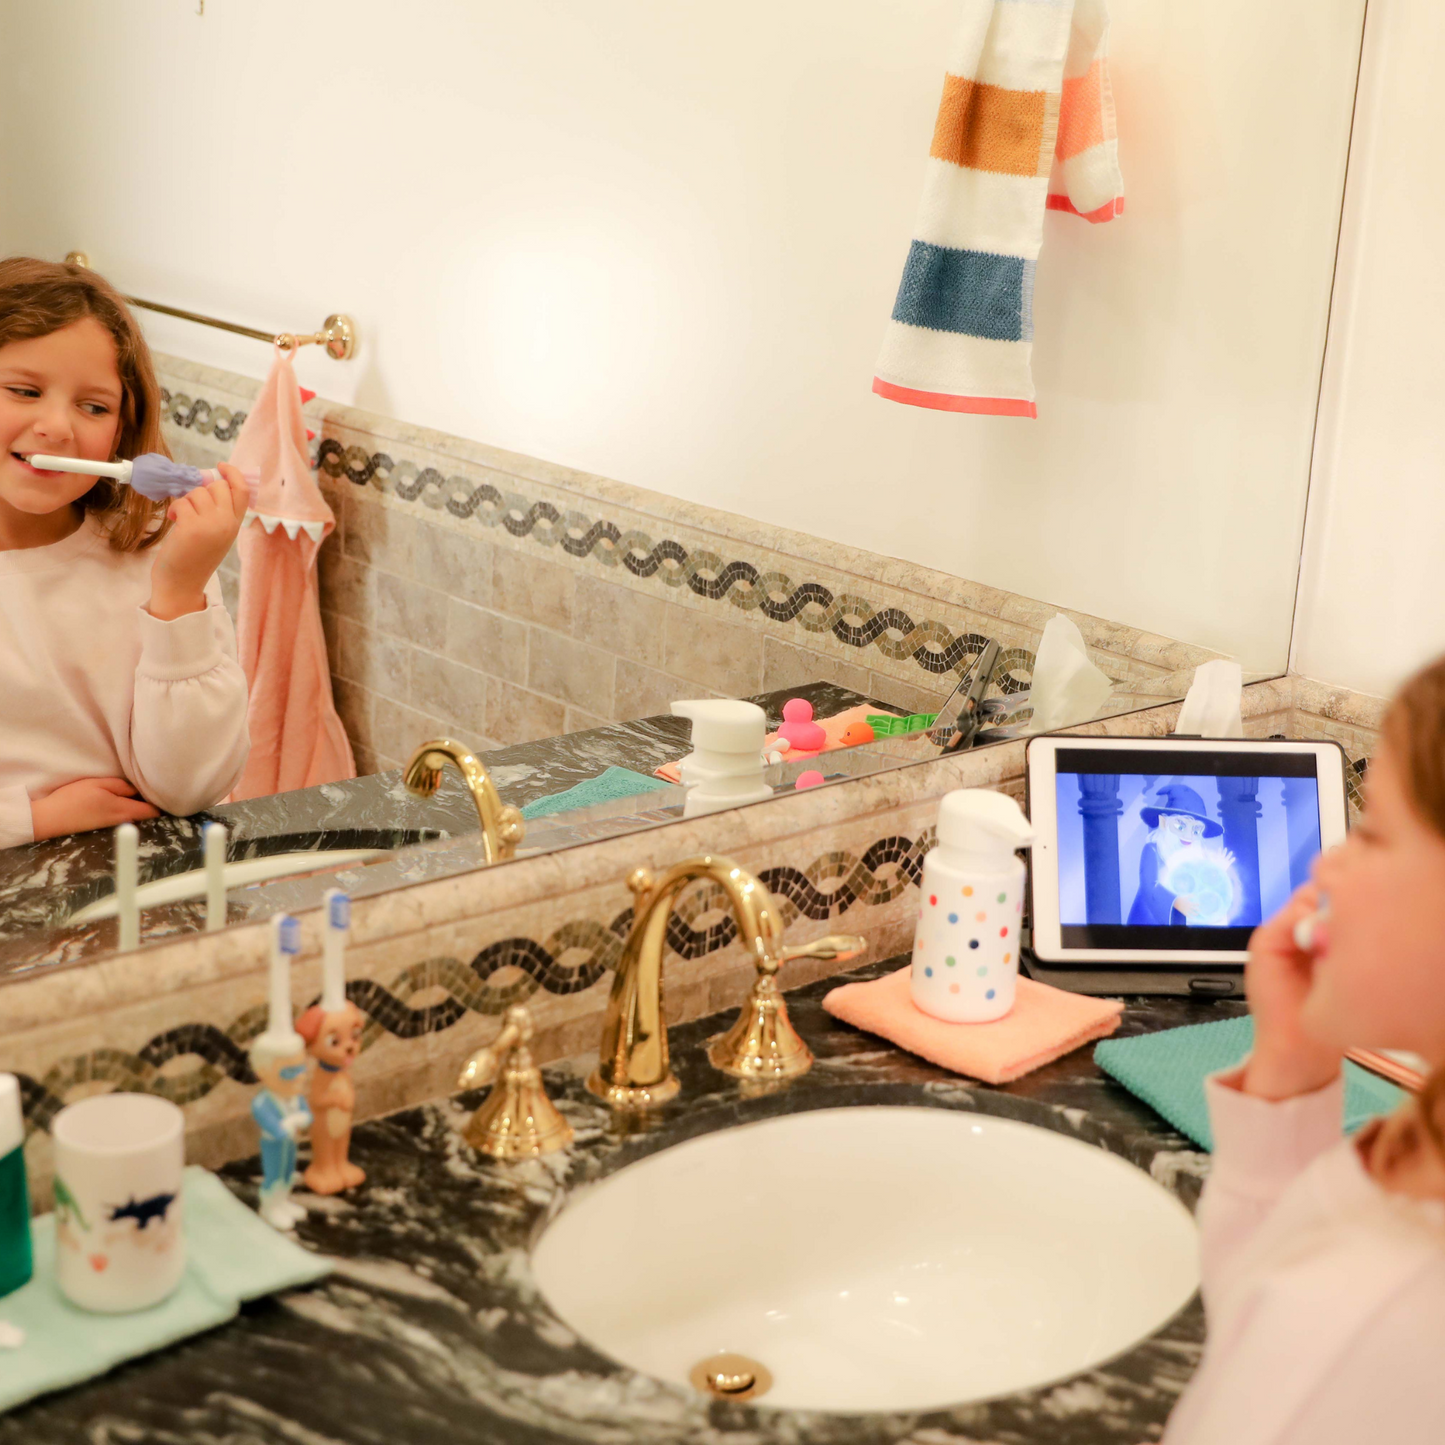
[64,252,356,360]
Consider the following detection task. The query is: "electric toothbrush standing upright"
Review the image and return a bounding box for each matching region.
[297,891,366,1194]
[249,914,311,1230]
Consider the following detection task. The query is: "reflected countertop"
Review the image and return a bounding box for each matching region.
[0,956,1236,1444]
[0,682,893,974]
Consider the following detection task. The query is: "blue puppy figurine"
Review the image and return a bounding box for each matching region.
[250,915,312,1230]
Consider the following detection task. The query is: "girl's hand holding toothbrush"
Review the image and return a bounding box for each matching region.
[1242,880,1344,1101]
[147,463,250,621]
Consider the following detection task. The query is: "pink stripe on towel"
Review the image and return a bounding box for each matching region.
[871,377,1038,417]
[1045,193,1125,223]
[824,965,1123,1085]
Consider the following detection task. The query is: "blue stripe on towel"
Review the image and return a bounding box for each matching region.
[891,241,1030,342]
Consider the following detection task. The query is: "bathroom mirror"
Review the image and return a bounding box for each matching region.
[0,0,1366,972]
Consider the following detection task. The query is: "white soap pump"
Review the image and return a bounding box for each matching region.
[670,699,773,818]
[911,789,1033,1023]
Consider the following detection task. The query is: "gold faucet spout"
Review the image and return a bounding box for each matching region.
[403,738,525,865]
[587,854,867,1110]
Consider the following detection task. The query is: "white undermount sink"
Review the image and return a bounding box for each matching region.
[530,1105,1199,1413]
[66,849,385,923]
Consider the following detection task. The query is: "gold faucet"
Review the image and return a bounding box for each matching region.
[456,1004,573,1158]
[403,738,525,865]
[587,855,866,1111]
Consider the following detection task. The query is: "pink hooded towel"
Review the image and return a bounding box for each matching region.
[230,350,355,799]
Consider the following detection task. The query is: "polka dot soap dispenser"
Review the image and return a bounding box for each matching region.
[912,789,1033,1023]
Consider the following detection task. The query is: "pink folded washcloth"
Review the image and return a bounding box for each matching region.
[823,965,1124,1085]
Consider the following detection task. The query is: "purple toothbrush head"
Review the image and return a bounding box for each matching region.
[128,454,208,502]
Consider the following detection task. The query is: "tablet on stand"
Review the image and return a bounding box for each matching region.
[1023,736,1350,998]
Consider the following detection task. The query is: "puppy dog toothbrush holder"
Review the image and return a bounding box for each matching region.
[911,790,1033,1023]
[296,891,366,1195]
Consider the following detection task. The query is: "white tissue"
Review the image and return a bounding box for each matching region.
[1173,659,1244,739]
[1027,615,1114,733]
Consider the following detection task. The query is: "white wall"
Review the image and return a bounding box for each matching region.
[1293,0,1445,698]
[0,0,1364,671]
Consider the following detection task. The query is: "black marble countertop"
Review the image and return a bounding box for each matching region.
[4,960,1244,1444]
[0,681,901,975]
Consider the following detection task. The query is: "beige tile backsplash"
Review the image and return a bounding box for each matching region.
[159,353,1221,778]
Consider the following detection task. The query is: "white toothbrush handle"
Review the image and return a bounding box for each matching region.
[115,823,140,951]
[204,822,227,932]
[26,454,132,481]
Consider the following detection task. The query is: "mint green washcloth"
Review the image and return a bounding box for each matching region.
[520,765,672,820]
[1094,1016,1406,1152]
[0,1166,330,1414]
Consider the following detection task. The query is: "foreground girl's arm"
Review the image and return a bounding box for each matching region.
[1195,883,1345,1300]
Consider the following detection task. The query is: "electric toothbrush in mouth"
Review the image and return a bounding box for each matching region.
[1294,896,1329,953]
[22,452,255,503]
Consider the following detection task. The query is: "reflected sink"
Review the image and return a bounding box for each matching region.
[531,1106,1198,1413]
[67,848,385,923]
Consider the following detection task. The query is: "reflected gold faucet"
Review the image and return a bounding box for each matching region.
[587,854,866,1110]
[403,738,525,865]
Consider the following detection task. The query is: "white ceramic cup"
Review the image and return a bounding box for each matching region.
[52,1094,185,1313]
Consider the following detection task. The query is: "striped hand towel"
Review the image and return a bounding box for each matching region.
[874,0,1124,419]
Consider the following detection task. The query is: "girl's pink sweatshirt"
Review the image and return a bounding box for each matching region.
[1162,1066,1445,1444]
[0,515,249,848]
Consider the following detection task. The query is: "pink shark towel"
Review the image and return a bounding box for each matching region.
[230,350,354,799]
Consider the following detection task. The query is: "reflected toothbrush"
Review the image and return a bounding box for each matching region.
[24,452,252,503]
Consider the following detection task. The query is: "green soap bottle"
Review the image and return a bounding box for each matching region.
[0,1075,32,1297]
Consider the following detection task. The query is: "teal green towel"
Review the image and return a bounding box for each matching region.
[1094,1016,1406,1151]
[0,1167,330,1414]
[520,765,672,821]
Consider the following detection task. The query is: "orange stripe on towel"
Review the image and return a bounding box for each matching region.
[873,376,1037,417]
[930,75,1057,179]
[1056,60,1110,160]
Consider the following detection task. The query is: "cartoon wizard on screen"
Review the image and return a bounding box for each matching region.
[1127,784,1239,927]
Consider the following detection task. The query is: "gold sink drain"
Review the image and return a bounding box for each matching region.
[689,1352,773,1401]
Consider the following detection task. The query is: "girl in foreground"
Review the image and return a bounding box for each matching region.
[1163,657,1445,1443]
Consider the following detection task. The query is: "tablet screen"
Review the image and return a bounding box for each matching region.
[1053,747,1322,951]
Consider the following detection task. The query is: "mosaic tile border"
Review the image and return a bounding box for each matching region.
[14,834,930,1135]
[161,385,1042,688]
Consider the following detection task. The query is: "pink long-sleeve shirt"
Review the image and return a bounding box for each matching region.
[1162,1067,1445,1445]
[0,515,250,848]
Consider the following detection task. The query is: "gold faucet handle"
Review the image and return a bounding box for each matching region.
[456,1004,530,1090]
[766,933,868,976]
[709,933,867,1084]
[454,1005,573,1159]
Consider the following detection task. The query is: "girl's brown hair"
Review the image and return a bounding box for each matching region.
[1376,657,1445,1169]
[0,256,170,551]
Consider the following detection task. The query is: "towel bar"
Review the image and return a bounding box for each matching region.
[64,252,356,360]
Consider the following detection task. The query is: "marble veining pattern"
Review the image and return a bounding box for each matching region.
[1,959,1238,1444]
[0,684,878,971]
[10,828,931,1137]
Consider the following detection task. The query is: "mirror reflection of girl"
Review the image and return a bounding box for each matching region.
[1162,657,1445,1444]
[0,257,249,848]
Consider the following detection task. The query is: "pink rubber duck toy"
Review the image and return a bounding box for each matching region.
[777,698,827,752]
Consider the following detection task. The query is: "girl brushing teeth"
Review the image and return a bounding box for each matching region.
[0,256,249,849]
[1163,657,1445,1443]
